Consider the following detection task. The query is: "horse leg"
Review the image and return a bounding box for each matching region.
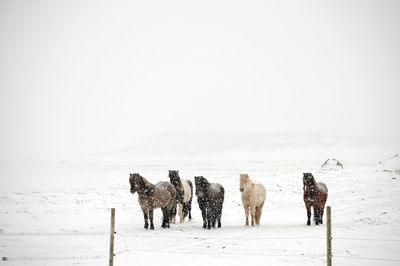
[306,205,311,226]
[313,206,319,225]
[244,205,249,226]
[182,202,189,220]
[319,206,324,224]
[217,204,222,228]
[206,207,212,229]
[250,206,256,226]
[188,201,192,221]
[149,208,154,230]
[142,208,149,229]
[255,203,264,225]
[171,205,177,224]
[200,206,207,229]
[161,208,167,228]
[178,203,184,223]
[165,207,171,228]
[211,210,216,228]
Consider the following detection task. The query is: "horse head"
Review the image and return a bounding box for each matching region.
[303,173,317,195]
[194,176,210,198]
[239,174,250,192]
[129,173,140,194]
[168,170,181,186]
[130,173,154,196]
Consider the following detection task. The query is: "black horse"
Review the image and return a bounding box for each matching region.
[194,176,225,229]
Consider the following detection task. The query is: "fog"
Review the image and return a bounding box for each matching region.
[1,0,399,162]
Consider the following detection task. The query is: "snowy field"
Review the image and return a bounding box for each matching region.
[1,139,400,266]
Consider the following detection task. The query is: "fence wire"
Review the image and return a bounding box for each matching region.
[114,232,326,240]
[334,255,400,262]
[0,231,107,237]
[2,230,400,263]
[2,254,106,262]
[115,232,130,255]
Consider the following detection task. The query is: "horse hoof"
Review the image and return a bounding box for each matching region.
[150,225,154,230]
[307,222,310,226]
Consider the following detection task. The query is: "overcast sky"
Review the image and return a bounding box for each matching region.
[1,0,399,161]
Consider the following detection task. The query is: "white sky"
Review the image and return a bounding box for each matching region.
[1,0,399,161]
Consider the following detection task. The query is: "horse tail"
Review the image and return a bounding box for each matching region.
[168,184,177,222]
[182,180,193,219]
[188,180,193,202]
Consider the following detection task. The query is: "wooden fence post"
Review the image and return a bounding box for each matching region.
[327,206,332,266]
[109,208,115,266]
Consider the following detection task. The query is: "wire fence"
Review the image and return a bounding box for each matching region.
[2,229,400,263]
[2,255,106,262]
[334,255,400,262]
[112,231,400,263]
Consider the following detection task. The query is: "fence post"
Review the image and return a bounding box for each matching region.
[327,206,332,266]
[109,208,115,266]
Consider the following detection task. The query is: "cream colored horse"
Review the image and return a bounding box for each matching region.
[239,174,266,226]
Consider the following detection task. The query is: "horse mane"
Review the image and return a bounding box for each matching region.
[137,174,155,196]
[310,174,317,187]
[200,176,210,186]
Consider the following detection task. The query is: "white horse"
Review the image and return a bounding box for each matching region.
[168,170,193,223]
[239,174,266,226]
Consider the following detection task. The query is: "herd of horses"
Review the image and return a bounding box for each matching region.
[129,171,328,230]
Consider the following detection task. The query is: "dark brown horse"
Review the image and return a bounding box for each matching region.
[129,173,176,229]
[303,173,328,226]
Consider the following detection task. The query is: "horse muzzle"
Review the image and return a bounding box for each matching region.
[130,189,135,194]
[239,188,244,192]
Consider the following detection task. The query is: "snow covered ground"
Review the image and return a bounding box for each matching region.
[1,138,400,265]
